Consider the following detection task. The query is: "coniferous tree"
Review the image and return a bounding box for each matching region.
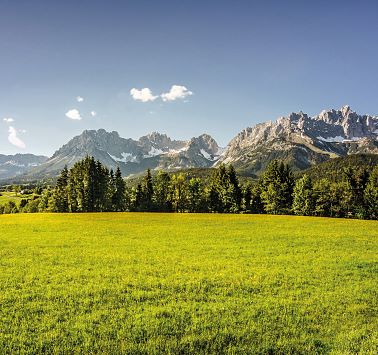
[207,168,222,212]
[313,179,332,217]
[292,174,314,216]
[134,184,144,211]
[207,164,241,213]
[52,166,69,212]
[187,177,204,212]
[260,160,294,214]
[343,167,370,218]
[329,182,348,218]
[364,165,378,219]
[170,173,187,212]
[140,169,154,211]
[112,167,125,211]
[226,165,242,213]
[108,169,116,211]
[242,182,253,212]
[250,184,264,214]
[153,171,172,212]
[38,188,53,212]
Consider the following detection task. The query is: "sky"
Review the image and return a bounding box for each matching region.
[1,0,377,156]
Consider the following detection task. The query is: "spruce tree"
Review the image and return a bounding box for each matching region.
[260,160,294,214]
[187,177,203,212]
[141,169,154,211]
[134,184,144,211]
[313,179,332,217]
[170,173,187,212]
[113,167,125,211]
[364,165,378,219]
[207,168,222,212]
[226,165,242,213]
[153,171,172,212]
[292,174,314,216]
[53,166,69,212]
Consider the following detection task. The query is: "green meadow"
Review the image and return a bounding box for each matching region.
[0,191,32,205]
[0,213,377,354]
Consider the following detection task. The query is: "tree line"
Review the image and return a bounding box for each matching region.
[1,156,377,219]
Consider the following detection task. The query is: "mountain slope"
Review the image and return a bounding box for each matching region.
[218,106,378,176]
[299,154,378,182]
[0,154,49,180]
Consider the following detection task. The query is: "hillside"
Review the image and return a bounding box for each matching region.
[300,154,378,182]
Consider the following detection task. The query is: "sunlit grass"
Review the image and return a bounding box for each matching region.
[0,191,33,205]
[0,213,377,353]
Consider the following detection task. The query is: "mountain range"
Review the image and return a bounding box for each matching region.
[1,105,377,181]
[0,154,49,180]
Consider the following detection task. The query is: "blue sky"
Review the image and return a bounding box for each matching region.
[1,0,377,155]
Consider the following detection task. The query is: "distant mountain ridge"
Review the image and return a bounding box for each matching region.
[26,129,222,178]
[217,105,378,175]
[0,154,49,180]
[2,105,378,182]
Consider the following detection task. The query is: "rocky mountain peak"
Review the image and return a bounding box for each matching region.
[341,105,351,116]
[217,106,378,174]
[26,129,221,179]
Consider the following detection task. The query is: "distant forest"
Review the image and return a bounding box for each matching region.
[1,156,377,220]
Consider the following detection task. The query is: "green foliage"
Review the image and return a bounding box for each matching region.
[1,155,377,220]
[12,184,21,196]
[0,213,377,353]
[187,177,205,212]
[153,171,172,212]
[301,153,378,182]
[207,164,242,213]
[260,160,294,214]
[364,165,378,219]
[112,167,126,211]
[313,179,333,217]
[170,173,187,212]
[292,174,315,216]
[51,166,69,212]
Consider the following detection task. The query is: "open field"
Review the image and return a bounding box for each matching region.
[0,191,34,205]
[0,213,377,354]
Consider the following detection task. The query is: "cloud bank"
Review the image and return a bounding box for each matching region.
[76,96,84,102]
[8,126,26,149]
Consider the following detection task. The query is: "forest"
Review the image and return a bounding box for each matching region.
[0,156,377,219]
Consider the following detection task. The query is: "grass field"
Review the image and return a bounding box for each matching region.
[0,213,377,354]
[0,191,33,205]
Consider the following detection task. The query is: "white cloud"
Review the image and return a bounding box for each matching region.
[130,88,158,102]
[3,118,15,123]
[76,96,84,102]
[65,109,82,120]
[8,126,26,149]
[90,111,97,117]
[19,129,27,133]
[161,85,193,102]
